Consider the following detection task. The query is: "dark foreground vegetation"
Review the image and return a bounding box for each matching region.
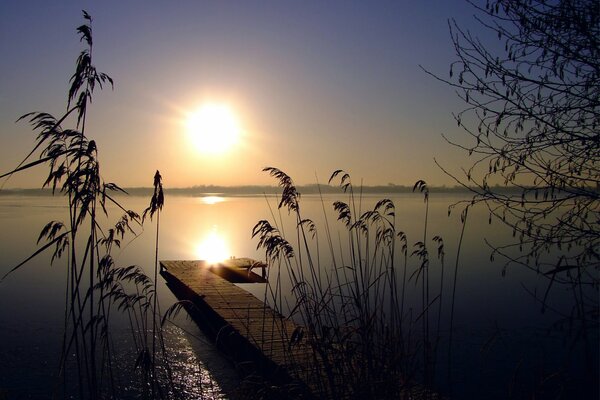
[251,167,464,399]
[0,12,173,399]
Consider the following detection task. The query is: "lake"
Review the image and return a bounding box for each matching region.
[0,191,596,399]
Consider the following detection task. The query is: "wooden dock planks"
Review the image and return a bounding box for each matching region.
[160,259,320,397]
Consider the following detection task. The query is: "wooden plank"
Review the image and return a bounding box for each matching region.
[160,259,323,397]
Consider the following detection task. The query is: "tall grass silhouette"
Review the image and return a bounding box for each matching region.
[252,167,462,398]
[0,12,176,399]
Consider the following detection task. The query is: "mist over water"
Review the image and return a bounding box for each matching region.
[0,193,596,399]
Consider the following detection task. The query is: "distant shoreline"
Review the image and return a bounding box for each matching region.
[0,184,525,197]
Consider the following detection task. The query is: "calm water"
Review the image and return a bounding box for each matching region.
[0,192,596,399]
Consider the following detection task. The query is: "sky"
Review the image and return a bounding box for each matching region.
[0,0,481,188]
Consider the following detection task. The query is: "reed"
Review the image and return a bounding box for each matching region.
[252,167,456,399]
[0,12,177,399]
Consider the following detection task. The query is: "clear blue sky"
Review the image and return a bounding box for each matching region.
[0,0,479,188]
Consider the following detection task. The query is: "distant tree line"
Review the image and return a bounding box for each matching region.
[0,183,533,197]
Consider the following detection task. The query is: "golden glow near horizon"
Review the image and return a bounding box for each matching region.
[186,103,240,154]
[201,195,225,205]
[195,228,230,264]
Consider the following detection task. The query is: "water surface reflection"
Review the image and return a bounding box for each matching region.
[200,196,225,205]
[0,193,596,399]
[195,227,231,264]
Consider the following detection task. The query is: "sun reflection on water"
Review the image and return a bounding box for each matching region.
[162,325,228,399]
[200,196,225,205]
[195,228,230,264]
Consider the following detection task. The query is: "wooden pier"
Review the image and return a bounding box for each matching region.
[160,259,321,397]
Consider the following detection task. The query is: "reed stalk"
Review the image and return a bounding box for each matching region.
[253,167,451,398]
[0,12,178,399]
[447,205,468,393]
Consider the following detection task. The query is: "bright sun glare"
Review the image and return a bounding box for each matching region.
[186,104,240,154]
[196,230,230,264]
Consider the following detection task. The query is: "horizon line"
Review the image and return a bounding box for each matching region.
[0,183,519,196]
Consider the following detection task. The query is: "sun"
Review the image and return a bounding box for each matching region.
[186,104,240,154]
